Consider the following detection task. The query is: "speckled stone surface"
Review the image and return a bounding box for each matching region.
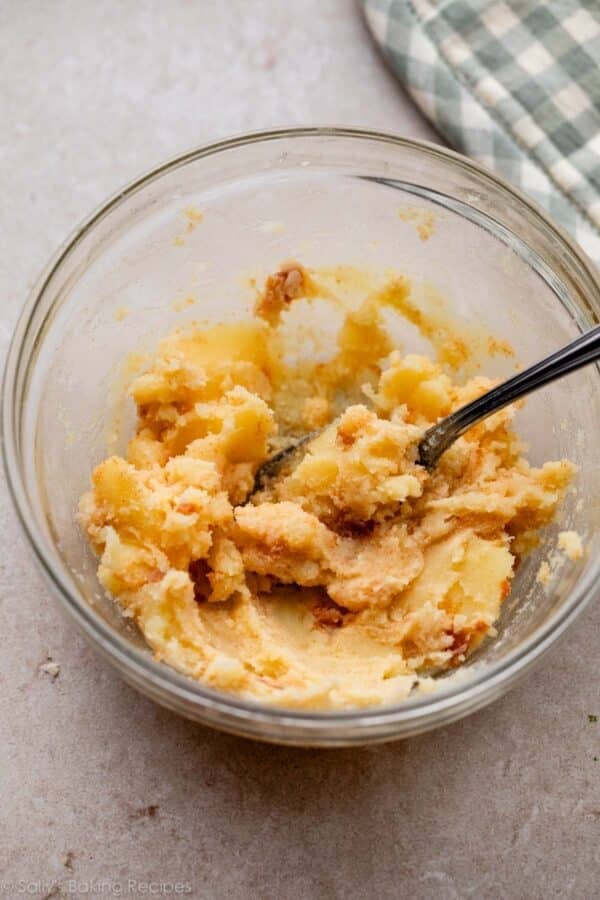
[1,2,599,898]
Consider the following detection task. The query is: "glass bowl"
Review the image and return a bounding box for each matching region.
[3,127,599,746]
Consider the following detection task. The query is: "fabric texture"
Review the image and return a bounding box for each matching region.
[363,0,600,263]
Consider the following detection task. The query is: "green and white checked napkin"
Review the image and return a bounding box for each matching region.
[363,0,600,263]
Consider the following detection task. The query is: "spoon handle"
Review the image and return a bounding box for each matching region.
[418,324,600,470]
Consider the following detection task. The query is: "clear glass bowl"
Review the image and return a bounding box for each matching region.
[3,128,599,746]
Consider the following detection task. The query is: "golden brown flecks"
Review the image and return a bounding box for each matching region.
[308,590,350,629]
[254,260,313,325]
[398,207,436,241]
[184,206,203,230]
[114,306,130,322]
[487,335,515,357]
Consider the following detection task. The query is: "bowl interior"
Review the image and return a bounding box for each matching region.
[12,131,600,720]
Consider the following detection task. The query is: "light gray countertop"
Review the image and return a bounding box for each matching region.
[1,2,598,898]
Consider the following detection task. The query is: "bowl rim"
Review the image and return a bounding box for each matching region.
[3,125,600,736]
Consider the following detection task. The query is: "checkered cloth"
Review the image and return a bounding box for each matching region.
[363,0,600,264]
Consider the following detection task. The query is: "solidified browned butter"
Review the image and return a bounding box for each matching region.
[79,264,575,709]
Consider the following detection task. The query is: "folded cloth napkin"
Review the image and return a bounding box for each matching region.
[363,0,600,263]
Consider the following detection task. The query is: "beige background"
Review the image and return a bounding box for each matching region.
[1,2,598,898]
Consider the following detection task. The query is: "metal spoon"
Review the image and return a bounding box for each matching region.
[252,324,600,492]
[418,323,600,469]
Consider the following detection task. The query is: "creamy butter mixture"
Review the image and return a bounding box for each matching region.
[79,264,575,709]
